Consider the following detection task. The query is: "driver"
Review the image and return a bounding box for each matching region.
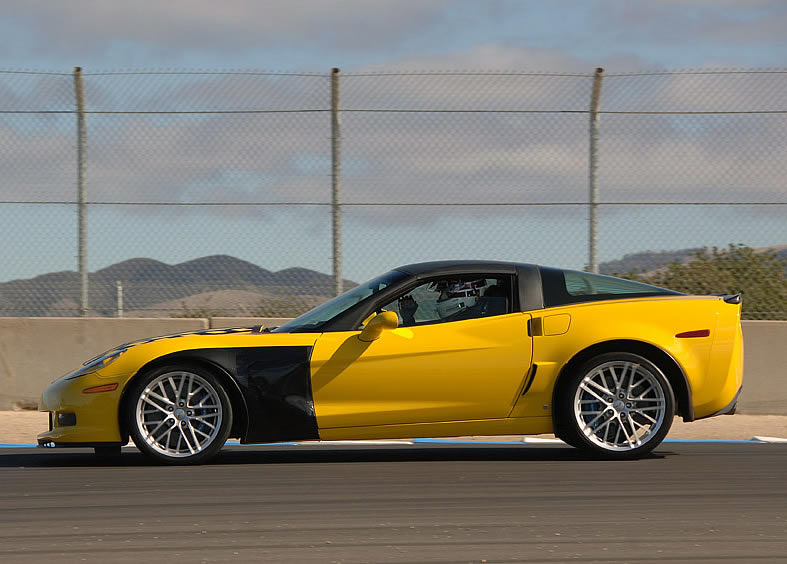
[397,279,488,326]
[435,279,487,320]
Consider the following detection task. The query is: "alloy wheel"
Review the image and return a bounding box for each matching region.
[135,371,223,457]
[573,360,667,452]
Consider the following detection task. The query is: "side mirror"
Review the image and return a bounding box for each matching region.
[358,311,399,342]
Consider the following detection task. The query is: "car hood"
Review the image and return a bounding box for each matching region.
[83,325,297,366]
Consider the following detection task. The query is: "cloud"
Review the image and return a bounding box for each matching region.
[360,43,651,75]
[5,0,452,54]
[594,0,787,51]
[5,0,786,71]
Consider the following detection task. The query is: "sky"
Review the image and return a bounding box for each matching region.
[2,0,787,71]
[0,0,786,284]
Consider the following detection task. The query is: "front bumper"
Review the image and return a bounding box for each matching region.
[37,371,126,447]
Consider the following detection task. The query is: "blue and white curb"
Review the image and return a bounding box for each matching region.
[412,437,564,445]
[0,443,37,448]
[752,436,787,443]
[3,436,787,449]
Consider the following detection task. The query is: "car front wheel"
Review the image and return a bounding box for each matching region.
[557,352,675,458]
[127,364,232,465]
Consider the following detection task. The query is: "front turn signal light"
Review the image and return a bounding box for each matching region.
[82,383,119,394]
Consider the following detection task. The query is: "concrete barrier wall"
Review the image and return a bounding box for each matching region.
[209,317,293,329]
[738,321,787,415]
[0,318,209,410]
[1,317,784,414]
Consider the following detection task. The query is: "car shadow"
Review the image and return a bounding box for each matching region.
[0,444,671,468]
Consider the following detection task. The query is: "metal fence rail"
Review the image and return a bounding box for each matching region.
[0,68,784,319]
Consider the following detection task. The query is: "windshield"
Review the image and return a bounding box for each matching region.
[273,270,408,333]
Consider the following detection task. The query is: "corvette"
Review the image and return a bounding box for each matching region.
[38,260,743,464]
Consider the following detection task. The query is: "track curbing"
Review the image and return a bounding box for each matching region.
[3,436,787,449]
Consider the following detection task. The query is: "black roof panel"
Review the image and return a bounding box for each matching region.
[394,260,533,277]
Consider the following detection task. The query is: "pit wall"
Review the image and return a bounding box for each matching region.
[0,318,784,414]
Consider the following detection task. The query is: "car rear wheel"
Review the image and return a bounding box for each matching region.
[557,352,675,459]
[127,364,232,465]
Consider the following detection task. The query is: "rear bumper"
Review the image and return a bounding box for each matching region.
[696,385,742,420]
[693,314,744,419]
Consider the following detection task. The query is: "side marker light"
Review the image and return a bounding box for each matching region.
[82,383,119,394]
[676,329,710,338]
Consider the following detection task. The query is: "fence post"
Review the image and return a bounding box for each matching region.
[73,67,88,315]
[116,280,124,318]
[588,67,604,274]
[331,67,343,296]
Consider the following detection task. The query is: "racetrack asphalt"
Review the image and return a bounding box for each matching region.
[0,443,785,563]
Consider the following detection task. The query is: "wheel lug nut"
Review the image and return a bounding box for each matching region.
[187,411,193,416]
[167,406,174,412]
[618,393,625,399]
[626,403,632,408]
[179,401,185,407]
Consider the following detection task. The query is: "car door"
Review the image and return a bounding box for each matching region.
[309,275,533,429]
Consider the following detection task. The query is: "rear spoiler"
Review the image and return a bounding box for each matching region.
[719,293,742,305]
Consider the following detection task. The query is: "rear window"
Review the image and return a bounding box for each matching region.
[541,268,681,307]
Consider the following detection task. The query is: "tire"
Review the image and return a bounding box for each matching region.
[127,364,232,465]
[556,352,675,459]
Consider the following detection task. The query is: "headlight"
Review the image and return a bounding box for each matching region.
[61,350,125,381]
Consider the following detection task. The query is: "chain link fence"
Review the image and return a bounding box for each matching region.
[0,68,784,319]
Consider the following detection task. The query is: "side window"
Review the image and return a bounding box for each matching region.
[541,267,681,308]
[564,270,670,296]
[381,276,512,328]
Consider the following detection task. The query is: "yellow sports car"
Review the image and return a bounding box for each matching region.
[38,261,743,464]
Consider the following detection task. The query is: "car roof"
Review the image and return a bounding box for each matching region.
[394,260,536,277]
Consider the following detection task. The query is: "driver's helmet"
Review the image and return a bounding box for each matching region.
[433,279,486,319]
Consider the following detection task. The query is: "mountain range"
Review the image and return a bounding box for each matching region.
[599,245,787,275]
[0,255,355,317]
[1,247,784,317]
